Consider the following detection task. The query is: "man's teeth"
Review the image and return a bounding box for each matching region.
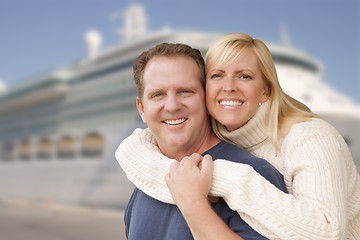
[164,118,186,125]
[219,100,243,106]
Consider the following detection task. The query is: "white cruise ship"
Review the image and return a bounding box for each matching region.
[0,4,359,209]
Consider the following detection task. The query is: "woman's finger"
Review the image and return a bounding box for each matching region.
[180,153,203,169]
[201,154,214,178]
[169,161,179,173]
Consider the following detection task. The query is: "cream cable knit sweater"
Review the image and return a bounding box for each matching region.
[115,102,360,240]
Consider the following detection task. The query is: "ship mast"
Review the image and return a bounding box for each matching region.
[123,3,147,40]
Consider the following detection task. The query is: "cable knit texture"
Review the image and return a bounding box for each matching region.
[115,101,360,240]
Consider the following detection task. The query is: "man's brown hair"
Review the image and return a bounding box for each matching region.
[133,43,205,101]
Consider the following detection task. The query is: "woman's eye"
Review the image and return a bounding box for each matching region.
[210,74,222,79]
[240,74,252,80]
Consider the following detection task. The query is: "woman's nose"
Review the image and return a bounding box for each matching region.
[223,77,236,92]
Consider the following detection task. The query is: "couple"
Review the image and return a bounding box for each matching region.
[116,33,360,239]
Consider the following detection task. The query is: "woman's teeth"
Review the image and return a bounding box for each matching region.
[219,100,243,106]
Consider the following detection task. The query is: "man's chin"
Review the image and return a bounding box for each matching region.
[159,134,189,149]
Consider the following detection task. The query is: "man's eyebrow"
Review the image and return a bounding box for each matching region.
[146,88,163,97]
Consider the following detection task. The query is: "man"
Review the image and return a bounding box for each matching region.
[121,43,287,239]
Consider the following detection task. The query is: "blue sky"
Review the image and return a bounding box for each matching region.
[1,0,359,102]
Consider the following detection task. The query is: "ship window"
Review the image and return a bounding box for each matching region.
[272,54,318,73]
[0,141,14,161]
[82,133,103,158]
[57,136,75,159]
[37,138,52,159]
[19,140,31,160]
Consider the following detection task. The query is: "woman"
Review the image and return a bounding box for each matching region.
[116,33,360,239]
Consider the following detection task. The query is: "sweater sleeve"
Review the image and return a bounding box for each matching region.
[115,127,350,239]
[211,133,346,239]
[115,128,176,204]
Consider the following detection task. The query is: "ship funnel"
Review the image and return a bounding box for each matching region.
[84,30,102,59]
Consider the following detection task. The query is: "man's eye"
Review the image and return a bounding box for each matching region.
[152,93,163,98]
[181,90,192,93]
[179,90,193,95]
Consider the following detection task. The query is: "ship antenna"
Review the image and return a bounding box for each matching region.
[280,24,291,46]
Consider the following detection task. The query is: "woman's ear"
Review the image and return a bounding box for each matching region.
[262,83,270,102]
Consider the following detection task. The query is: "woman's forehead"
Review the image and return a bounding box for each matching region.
[207,47,256,70]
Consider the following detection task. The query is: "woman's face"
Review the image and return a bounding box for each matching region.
[206,48,269,131]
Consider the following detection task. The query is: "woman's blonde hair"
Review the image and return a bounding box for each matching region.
[206,33,318,149]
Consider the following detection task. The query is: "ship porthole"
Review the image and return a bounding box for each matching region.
[19,140,32,160]
[37,138,52,159]
[57,136,75,159]
[81,133,103,158]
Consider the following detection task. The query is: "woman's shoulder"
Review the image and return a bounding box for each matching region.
[283,117,346,151]
[288,118,340,138]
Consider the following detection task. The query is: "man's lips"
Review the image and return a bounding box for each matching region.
[163,118,187,125]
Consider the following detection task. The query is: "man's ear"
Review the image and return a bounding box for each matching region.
[136,97,147,123]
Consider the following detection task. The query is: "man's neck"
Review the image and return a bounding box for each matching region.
[164,131,220,161]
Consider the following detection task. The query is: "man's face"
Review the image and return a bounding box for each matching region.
[136,56,209,159]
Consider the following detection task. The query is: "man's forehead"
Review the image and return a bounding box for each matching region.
[143,78,201,93]
[143,56,201,88]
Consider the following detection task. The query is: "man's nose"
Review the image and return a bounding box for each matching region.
[164,94,181,112]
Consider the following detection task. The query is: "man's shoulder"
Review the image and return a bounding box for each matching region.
[125,188,193,239]
[207,141,268,166]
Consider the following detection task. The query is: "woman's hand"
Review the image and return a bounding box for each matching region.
[165,153,214,209]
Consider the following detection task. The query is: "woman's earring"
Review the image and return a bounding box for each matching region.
[259,102,262,107]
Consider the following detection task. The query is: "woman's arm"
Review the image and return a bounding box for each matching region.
[115,127,351,239]
[116,128,175,203]
[165,154,245,240]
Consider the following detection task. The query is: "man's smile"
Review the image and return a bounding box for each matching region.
[163,118,187,125]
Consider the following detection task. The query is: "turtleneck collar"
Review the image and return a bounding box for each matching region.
[213,100,270,149]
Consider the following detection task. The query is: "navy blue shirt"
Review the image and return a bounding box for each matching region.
[125,141,287,240]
